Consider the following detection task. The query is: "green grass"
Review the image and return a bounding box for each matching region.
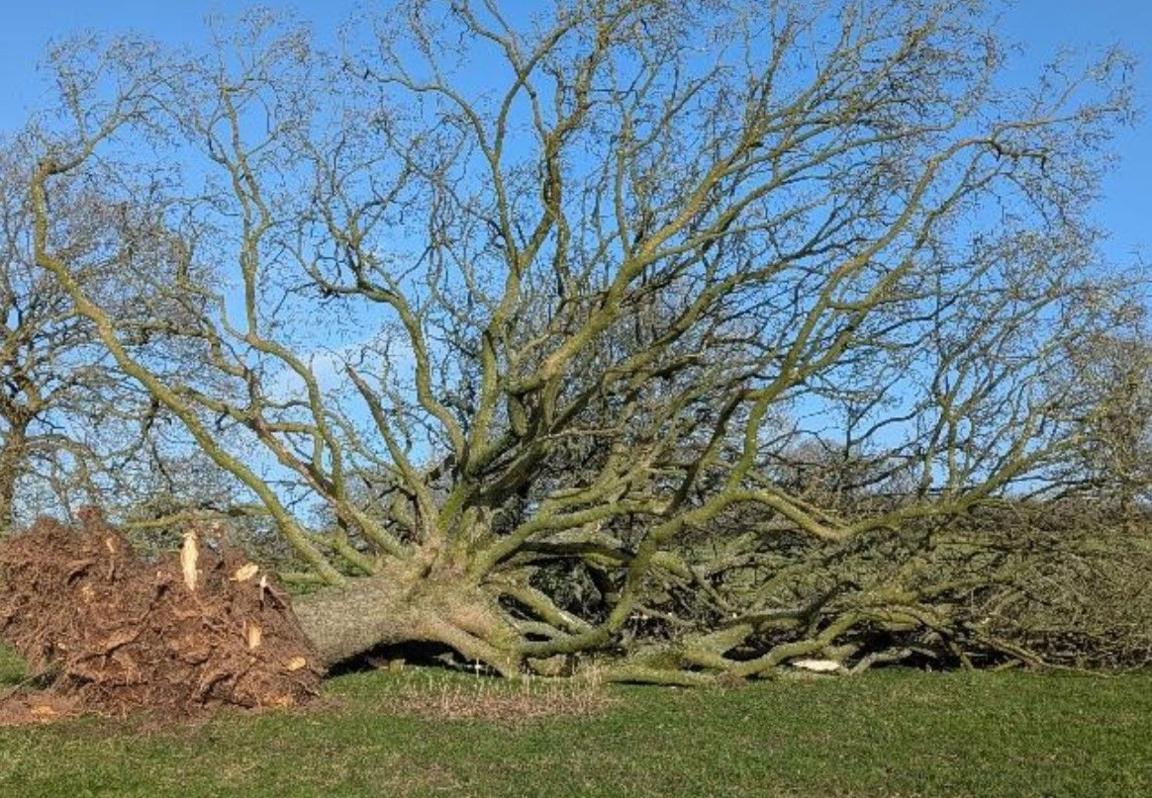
[1,646,1150,797]
[0,644,24,685]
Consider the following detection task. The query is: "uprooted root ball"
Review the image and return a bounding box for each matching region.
[0,513,321,715]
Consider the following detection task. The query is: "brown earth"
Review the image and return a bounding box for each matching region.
[0,692,80,726]
[0,510,322,718]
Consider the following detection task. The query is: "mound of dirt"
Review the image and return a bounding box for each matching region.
[0,510,321,716]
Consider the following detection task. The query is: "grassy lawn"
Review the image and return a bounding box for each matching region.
[1,646,1150,797]
[0,645,23,685]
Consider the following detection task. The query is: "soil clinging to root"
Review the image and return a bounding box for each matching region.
[0,510,321,717]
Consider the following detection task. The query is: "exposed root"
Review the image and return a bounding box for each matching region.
[0,513,322,716]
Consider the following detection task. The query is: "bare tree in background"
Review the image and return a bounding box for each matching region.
[0,110,232,533]
[0,134,172,528]
[30,1,1141,680]
[1054,316,1152,511]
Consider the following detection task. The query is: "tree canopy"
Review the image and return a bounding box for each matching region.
[7,0,1149,681]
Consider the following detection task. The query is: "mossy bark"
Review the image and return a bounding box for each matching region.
[292,561,520,676]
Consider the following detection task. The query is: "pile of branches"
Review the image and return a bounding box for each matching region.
[546,500,1152,679]
[0,511,321,714]
[911,502,1152,670]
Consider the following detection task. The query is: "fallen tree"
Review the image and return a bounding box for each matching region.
[635,500,1152,679]
[19,0,1148,684]
[4,500,1148,706]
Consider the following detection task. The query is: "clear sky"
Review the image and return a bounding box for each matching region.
[1,0,1149,265]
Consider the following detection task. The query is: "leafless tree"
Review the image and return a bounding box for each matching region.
[1051,312,1152,510]
[29,1,1140,680]
[0,133,174,528]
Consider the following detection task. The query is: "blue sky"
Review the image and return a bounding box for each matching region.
[0,0,1149,265]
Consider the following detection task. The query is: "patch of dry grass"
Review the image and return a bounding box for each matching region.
[386,672,617,725]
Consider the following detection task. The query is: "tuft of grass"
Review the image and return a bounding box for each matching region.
[0,644,24,685]
[384,671,616,725]
[0,666,1150,796]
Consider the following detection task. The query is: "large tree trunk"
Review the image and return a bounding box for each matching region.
[291,560,521,676]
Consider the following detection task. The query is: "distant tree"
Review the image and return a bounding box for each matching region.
[0,123,226,530]
[0,135,154,527]
[1053,313,1152,510]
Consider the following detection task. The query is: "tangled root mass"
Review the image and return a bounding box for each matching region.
[0,511,321,715]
